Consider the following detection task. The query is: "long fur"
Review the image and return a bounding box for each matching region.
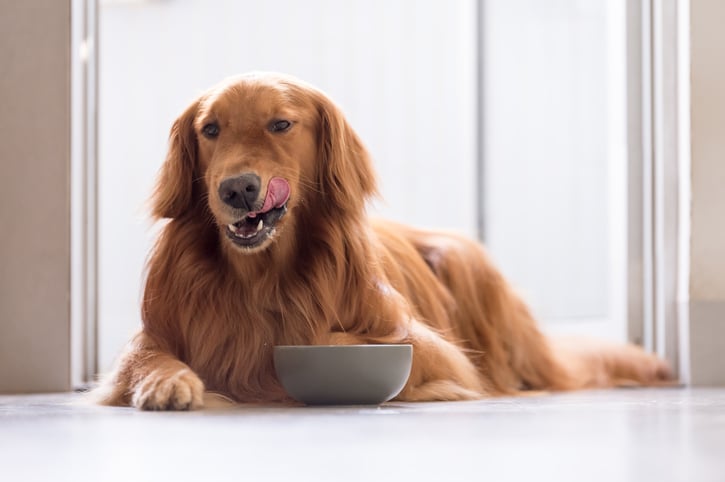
[95,73,672,409]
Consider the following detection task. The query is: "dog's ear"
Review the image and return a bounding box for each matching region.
[151,99,200,219]
[315,95,378,215]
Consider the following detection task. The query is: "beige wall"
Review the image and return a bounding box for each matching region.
[0,1,72,392]
[690,1,725,301]
[689,0,725,385]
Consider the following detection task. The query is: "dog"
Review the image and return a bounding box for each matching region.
[95,73,672,409]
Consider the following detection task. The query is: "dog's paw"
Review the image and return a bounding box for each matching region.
[636,353,675,384]
[613,346,676,387]
[397,380,483,402]
[132,368,205,411]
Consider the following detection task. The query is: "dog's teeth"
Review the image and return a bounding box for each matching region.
[256,220,264,232]
[228,224,237,232]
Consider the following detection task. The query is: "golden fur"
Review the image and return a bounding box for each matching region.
[95,73,671,409]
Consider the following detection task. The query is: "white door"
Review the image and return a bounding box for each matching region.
[98,0,641,374]
[482,0,629,341]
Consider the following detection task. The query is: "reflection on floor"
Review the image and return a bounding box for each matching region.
[1,388,724,482]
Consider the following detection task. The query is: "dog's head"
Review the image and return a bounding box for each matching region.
[153,73,377,252]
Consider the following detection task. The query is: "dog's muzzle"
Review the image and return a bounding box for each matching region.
[223,176,290,249]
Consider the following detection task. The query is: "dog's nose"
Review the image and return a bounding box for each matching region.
[218,173,261,210]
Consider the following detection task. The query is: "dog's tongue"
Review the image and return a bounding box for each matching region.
[249,177,290,217]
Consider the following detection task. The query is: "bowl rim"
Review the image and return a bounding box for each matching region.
[273,344,412,350]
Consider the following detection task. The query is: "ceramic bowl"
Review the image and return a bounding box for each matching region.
[273,344,413,405]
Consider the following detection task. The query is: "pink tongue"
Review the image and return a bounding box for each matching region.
[249,177,290,217]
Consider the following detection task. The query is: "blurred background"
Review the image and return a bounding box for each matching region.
[98,0,626,371]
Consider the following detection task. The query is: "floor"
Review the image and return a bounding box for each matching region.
[1,388,724,482]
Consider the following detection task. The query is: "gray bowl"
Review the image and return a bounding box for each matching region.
[273,344,413,405]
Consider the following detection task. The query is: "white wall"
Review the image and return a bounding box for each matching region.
[98,0,477,370]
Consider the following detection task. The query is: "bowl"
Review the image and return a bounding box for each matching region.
[273,344,413,405]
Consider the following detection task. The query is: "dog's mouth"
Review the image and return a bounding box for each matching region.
[224,177,291,250]
[225,203,288,248]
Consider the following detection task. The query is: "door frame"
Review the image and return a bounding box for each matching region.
[71,0,100,387]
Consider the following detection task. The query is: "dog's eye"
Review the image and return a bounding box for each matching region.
[202,122,220,139]
[269,120,292,133]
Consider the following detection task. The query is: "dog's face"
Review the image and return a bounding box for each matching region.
[152,73,378,253]
[196,79,318,251]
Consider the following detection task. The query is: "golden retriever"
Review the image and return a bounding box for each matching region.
[95,73,671,409]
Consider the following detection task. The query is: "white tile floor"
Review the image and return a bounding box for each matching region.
[1,388,724,482]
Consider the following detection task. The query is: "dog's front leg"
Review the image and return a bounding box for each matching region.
[93,331,204,410]
[395,321,488,401]
[319,322,487,402]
